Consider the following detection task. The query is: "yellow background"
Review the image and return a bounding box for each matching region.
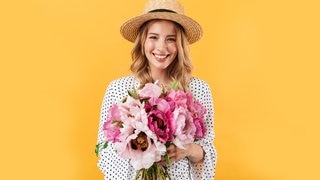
[1,0,319,179]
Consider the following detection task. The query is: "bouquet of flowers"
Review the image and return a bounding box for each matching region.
[96,82,207,180]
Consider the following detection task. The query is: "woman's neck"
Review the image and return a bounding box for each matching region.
[150,71,171,86]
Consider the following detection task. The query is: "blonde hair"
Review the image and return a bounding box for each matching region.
[130,20,193,91]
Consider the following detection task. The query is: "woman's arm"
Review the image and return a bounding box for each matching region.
[189,78,217,179]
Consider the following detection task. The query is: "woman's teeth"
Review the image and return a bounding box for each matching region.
[154,54,167,59]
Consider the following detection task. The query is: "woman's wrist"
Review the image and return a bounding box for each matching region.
[186,143,205,163]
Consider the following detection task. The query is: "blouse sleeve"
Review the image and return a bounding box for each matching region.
[189,79,217,179]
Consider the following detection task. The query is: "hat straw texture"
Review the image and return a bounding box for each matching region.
[120,0,202,44]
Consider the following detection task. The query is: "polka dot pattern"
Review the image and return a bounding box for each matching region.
[97,75,217,179]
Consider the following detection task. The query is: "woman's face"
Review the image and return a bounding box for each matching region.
[144,20,178,73]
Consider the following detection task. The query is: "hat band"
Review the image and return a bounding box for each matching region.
[148,9,176,13]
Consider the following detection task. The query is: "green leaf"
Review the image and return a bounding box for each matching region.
[95,144,100,156]
[95,142,108,157]
[165,81,179,91]
[171,81,179,90]
[111,119,120,124]
[103,142,108,149]
[147,167,153,176]
[121,97,127,103]
[140,97,150,103]
[128,89,139,99]
[165,154,170,165]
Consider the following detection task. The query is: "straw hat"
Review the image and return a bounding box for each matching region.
[120,0,203,44]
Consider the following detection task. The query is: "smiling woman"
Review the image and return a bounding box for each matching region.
[96,0,217,179]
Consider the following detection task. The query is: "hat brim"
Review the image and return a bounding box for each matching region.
[120,12,203,44]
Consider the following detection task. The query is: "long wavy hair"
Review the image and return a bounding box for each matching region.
[130,20,193,92]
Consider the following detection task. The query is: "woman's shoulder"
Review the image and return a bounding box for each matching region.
[189,77,213,101]
[107,75,138,90]
[189,77,210,89]
[109,75,135,84]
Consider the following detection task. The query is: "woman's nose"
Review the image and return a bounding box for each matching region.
[156,40,167,51]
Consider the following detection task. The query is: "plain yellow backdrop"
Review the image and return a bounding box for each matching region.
[1,0,319,179]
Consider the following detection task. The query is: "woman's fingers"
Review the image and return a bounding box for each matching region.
[158,144,189,164]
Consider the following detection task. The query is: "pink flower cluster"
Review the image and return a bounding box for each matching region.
[103,82,206,170]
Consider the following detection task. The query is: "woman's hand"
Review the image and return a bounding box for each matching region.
[159,143,204,165]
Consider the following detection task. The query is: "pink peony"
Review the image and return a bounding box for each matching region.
[166,89,188,109]
[115,126,166,170]
[188,101,207,138]
[118,96,148,128]
[193,117,206,138]
[145,97,175,143]
[129,131,166,170]
[167,90,207,140]
[103,104,122,143]
[172,107,196,149]
[139,83,162,98]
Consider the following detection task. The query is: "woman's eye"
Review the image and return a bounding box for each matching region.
[167,38,176,42]
[148,36,157,40]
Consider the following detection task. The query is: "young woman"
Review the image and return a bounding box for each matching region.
[97,0,217,179]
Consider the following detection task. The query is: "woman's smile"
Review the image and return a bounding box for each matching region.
[153,53,170,62]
